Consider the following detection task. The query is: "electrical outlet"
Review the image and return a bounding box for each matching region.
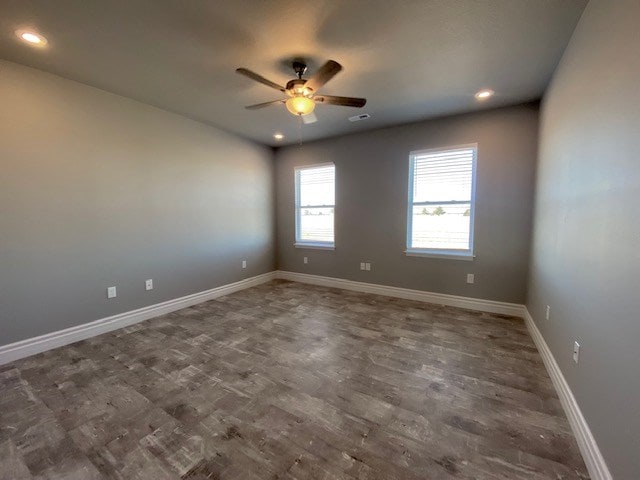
[303,257,308,264]
[466,274,475,284]
[545,305,551,320]
[365,262,371,271]
[145,279,153,291]
[573,341,580,363]
[360,262,366,271]
[242,260,247,269]
[107,286,117,299]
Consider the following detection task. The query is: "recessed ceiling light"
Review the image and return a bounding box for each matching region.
[475,89,494,100]
[273,133,284,141]
[16,29,48,46]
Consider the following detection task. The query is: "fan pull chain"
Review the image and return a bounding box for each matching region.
[297,114,303,145]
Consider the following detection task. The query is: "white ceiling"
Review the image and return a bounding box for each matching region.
[0,0,586,146]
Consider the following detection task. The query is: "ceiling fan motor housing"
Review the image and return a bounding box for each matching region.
[285,78,311,97]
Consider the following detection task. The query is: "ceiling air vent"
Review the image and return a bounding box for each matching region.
[348,113,370,122]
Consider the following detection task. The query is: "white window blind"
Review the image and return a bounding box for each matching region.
[295,164,335,246]
[407,145,477,256]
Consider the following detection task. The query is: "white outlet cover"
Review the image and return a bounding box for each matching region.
[466,274,475,284]
[360,262,366,270]
[242,260,247,269]
[145,279,153,291]
[365,263,371,271]
[107,286,117,299]
[303,257,308,264]
[573,341,580,363]
[545,305,551,320]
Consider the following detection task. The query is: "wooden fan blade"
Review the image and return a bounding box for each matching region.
[245,99,285,110]
[236,68,285,92]
[304,60,342,93]
[314,95,366,108]
[302,112,317,124]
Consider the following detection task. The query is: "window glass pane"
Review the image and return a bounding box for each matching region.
[411,203,471,250]
[413,148,473,203]
[299,166,335,207]
[299,207,334,243]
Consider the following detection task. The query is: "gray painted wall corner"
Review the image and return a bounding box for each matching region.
[275,104,539,304]
[0,60,276,345]
[527,0,640,477]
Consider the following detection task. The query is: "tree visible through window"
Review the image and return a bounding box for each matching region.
[407,145,477,256]
[295,164,335,246]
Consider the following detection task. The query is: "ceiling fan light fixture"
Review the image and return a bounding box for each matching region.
[286,95,315,116]
[238,59,365,118]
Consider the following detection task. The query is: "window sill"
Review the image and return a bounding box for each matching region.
[294,242,335,251]
[405,250,475,261]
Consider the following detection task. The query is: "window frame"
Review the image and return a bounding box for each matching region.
[405,144,478,260]
[294,162,336,250]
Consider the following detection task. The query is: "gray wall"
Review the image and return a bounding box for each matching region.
[527,1,640,477]
[275,104,539,304]
[0,60,275,346]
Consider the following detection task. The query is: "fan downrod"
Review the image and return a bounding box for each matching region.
[292,61,308,79]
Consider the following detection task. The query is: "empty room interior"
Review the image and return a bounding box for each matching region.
[1,1,638,479]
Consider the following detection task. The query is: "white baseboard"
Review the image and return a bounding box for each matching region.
[276,270,525,317]
[0,268,611,478]
[0,272,277,366]
[1,270,523,366]
[524,308,612,480]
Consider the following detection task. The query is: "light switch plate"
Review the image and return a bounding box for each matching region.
[107,286,117,299]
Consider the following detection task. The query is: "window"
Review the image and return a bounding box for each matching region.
[406,145,477,259]
[295,163,335,249]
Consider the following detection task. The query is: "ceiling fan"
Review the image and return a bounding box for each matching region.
[236,60,366,123]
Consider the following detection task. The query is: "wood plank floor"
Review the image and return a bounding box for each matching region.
[0,280,589,479]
